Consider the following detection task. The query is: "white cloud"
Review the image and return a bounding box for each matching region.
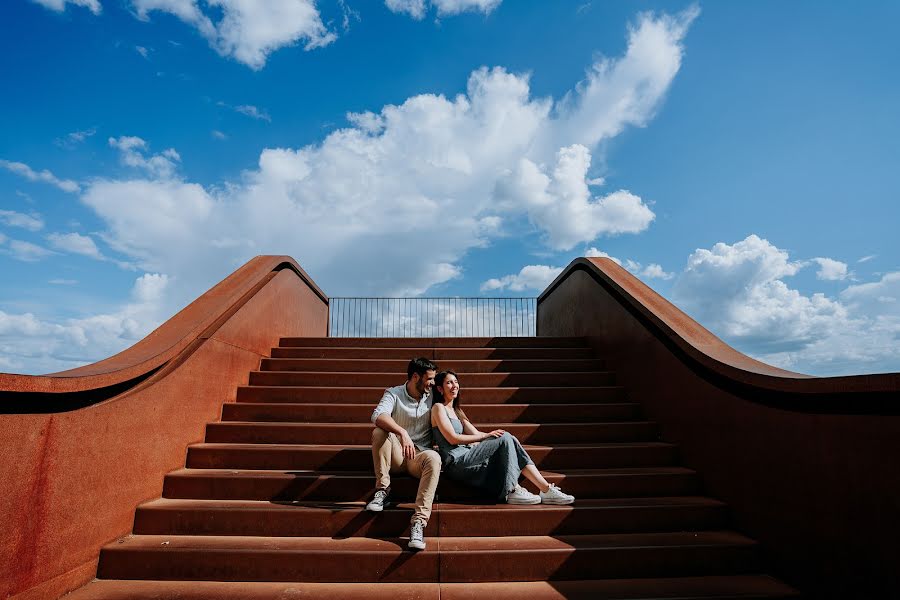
[55,127,97,148]
[212,130,228,140]
[109,136,181,178]
[132,0,336,70]
[858,254,876,263]
[0,273,172,374]
[671,235,899,375]
[812,257,849,281]
[135,45,150,58]
[6,240,57,262]
[481,265,562,293]
[234,104,271,122]
[0,210,45,232]
[0,160,80,193]
[386,0,501,19]
[47,232,105,260]
[49,279,79,285]
[29,0,101,14]
[585,248,671,279]
[72,10,694,301]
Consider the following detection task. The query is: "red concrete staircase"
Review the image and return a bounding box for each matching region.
[66,337,799,599]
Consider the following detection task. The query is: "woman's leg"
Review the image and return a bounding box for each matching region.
[521,464,551,493]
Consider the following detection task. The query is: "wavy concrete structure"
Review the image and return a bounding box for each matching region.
[0,255,897,599]
[0,257,328,599]
[538,257,900,596]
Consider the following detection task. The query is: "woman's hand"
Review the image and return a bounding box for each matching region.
[482,429,505,440]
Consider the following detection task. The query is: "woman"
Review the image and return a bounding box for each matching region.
[430,370,575,504]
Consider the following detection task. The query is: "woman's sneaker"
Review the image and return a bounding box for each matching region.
[506,484,541,504]
[540,483,575,505]
[408,521,426,550]
[366,487,390,512]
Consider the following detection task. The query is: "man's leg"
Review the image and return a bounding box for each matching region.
[369,428,404,511]
[406,449,441,525]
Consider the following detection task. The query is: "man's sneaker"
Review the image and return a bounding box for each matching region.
[366,487,390,512]
[540,483,575,505]
[506,484,541,504]
[408,521,426,550]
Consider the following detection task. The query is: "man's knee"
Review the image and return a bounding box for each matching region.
[419,450,442,476]
[372,427,389,446]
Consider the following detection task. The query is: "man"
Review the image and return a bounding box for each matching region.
[367,357,441,551]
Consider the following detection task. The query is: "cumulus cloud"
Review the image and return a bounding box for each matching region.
[0,273,172,374]
[74,9,695,301]
[671,235,899,375]
[481,265,562,293]
[109,136,181,178]
[234,104,271,122]
[132,0,336,69]
[0,210,45,232]
[47,232,105,260]
[0,160,80,193]
[386,0,501,19]
[811,257,849,281]
[29,0,101,14]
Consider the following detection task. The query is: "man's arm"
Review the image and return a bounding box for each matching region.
[372,389,415,459]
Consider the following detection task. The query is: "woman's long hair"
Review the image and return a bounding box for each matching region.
[433,370,467,422]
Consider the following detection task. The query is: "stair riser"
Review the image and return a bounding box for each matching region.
[271,348,597,360]
[204,423,658,445]
[97,545,758,582]
[222,403,642,424]
[259,359,607,373]
[235,387,627,404]
[279,337,588,348]
[248,372,615,387]
[186,445,678,471]
[134,505,727,537]
[162,473,698,502]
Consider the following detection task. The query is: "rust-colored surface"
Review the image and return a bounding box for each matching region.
[537,257,900,597]
[0,256,326,394]
[0,257,327,600]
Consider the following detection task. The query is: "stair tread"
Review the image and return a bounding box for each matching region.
[140,496,724,511]
[65,576,800,600]
[188,441,676,451]
[107,531,757,552]
[211,421,656,427]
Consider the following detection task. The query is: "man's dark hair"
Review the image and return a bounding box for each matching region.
[407,357,437,379]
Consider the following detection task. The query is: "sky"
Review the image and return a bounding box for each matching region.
[1,0,898,376]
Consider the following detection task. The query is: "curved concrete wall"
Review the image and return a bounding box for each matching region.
[537,257,900,597]
[0,256,328,600]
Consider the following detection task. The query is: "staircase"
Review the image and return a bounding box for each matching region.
[66,337,799,599]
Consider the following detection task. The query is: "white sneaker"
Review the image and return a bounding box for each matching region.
[540,483,575,505]
[366,488,390,512]
[505,484,541,504]
[408,521,426,550]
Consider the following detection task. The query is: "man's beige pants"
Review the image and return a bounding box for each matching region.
[371,428,441,525]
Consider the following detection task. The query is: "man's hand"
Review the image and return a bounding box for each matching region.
[400,430,416,460]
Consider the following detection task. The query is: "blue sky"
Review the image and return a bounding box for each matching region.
[1,0,898,376]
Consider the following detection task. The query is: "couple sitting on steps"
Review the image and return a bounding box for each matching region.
[367,357,575,550]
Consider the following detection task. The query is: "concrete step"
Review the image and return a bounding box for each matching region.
[235,386,628,404]
[205,421,658,445]
[259,358,608,373]
[248,371,616,387]
[222,402,643,423]
[271,347,597,360]
[133,497,728,537]
[97,532,760,582]
[62,576,801,599]
[279,337,589,348]
[162,467,699,502]
[186,442,680,471]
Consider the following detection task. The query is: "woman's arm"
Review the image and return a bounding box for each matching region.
[432,404,502,445]
[461,418,505,441]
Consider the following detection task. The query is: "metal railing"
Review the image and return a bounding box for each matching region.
[328,297,537,337]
